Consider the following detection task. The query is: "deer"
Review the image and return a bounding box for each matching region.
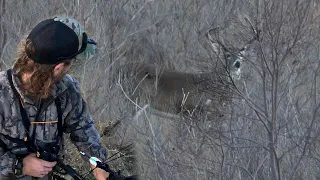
[126,25,258,118]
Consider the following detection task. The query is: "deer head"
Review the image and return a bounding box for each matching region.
[206,27,257,80]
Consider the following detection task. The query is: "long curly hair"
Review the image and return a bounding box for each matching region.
[12,39,56,99]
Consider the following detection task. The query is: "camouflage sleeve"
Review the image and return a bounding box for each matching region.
[64,79,108,162]
[0,117,16,177]
[0,150,16,178]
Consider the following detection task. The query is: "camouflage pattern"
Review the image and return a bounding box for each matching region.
[53,16,84,51]
[0,70,107,178]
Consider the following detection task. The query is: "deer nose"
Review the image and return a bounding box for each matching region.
[234,61,241,68]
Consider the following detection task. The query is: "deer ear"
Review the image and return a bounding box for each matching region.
[210,42,220,55]
[206,28,224,55]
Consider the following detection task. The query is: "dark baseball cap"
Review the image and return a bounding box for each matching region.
[26,16,96,64]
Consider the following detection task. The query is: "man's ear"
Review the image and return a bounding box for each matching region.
[54,62,65,70]
[53,62,66,75]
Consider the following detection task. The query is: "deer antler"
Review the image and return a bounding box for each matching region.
[206,27,228,52]
[244,16,261,41]
[238,17,260,52]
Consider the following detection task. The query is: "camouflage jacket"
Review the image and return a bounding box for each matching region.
[0,70,107,178]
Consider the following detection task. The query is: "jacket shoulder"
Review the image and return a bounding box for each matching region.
[0,71,12,116]
[0,71,10,92]
[62,74,81,93]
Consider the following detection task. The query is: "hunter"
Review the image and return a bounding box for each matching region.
[0,16,109,180]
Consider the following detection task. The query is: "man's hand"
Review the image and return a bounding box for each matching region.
[93,167,109,180]
[90,161,109,180]
[22,153,56,178]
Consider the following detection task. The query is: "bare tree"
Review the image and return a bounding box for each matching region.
[217,0,320,179]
